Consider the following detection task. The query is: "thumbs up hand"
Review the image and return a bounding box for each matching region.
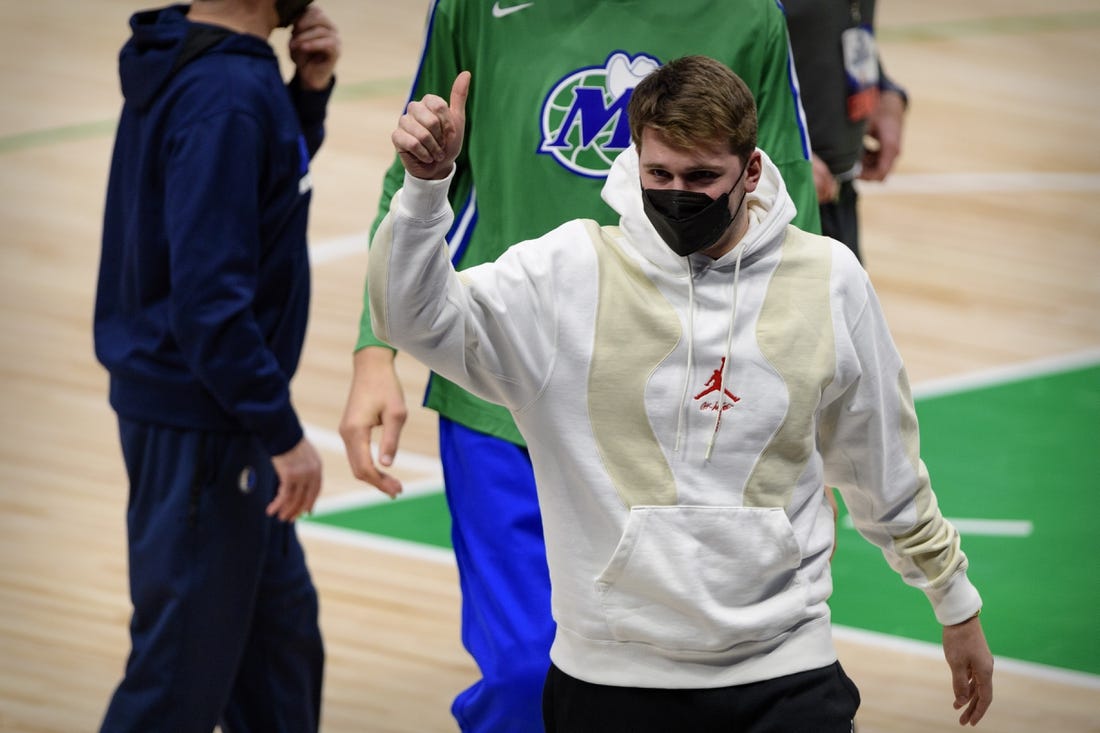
[392,71,471,181]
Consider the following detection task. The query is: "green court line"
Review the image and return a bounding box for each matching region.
[331,76,412,102]
[308,362,1100,676]
[0,119,119,155]
[5,11,1098,155]
[0,76,410,155]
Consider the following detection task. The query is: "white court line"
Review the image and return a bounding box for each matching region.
[911,347,1100,400]
[299,520,454,564]
[859,171,1100,195]
[304,422,443,477]
[832,625,1100,690]
[309,476,444,513]
[309,230,369,264]
[943,519,1032,537]
[918,518,1032,537]
[842,516,1033,537]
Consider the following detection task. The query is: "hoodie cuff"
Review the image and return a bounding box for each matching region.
[924,571,983,626]
[398,166,455,221]
[878,72,909,109]
[259,406,305,458]
[288,73,335,127]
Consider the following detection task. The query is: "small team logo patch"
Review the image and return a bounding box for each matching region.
[538,51,660,178]
[238,466,256,494]
[694,356,740,413]
[297,134,312,194]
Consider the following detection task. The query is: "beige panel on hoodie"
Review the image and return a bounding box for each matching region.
[586,222,681,508]
[744,227,836,509]
[892,370,967,587]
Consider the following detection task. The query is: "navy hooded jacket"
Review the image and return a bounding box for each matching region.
[95,5,332,455]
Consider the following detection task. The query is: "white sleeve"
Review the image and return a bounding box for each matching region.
[820,270,983,626]
[368,170,560,411]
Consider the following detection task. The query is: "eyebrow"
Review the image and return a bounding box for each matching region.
[641,162,723,174]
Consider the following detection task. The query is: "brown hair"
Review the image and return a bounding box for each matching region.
[627,55,758,163]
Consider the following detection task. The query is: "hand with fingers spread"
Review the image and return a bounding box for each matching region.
[289,4,340,91]
[268,436,323,522]
[339,345,407,499]
[393,71,471,181]
[942,614,994,726]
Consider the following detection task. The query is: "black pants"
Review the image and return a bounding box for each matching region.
[819,180,862,263]
[543,661,860,733]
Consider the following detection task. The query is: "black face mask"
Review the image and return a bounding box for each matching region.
[276,0,313,27]
[641,166,748,257]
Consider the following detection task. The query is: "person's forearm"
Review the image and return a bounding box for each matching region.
[351,344,396,383]
[877,88,907,124]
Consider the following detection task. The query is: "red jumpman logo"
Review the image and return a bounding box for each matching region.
[694,357,740,402]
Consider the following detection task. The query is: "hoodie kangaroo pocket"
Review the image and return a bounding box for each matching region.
[595,505,807,654]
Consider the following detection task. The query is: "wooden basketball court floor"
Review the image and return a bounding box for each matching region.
[1,1,1098,731]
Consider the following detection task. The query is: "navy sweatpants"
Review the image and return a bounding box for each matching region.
[100,419,324,733]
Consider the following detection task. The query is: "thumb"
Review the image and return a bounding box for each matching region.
[450,71,471,118]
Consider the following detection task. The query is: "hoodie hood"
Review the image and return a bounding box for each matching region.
[602,144,800,459]
[601,145,798,273]
[119,5,275,110]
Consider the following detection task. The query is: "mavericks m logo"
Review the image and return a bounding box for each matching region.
[538,52,660,179]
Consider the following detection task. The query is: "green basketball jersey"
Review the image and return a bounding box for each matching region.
[360,0,820,444]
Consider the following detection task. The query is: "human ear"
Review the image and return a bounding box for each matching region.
[743,150,764,193]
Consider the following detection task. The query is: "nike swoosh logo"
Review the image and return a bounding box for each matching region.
[492,1,534,18]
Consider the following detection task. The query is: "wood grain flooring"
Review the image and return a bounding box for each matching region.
[1,1,1097,731]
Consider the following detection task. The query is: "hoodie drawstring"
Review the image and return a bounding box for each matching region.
[674,245,744,460]
[705,244,744,461]
[673,268,697,453]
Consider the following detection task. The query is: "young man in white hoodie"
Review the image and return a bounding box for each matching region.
[368,55,994,731]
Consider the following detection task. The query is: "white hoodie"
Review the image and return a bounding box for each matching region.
[368,147,982,689]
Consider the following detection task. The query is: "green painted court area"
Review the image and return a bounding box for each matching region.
[831,363,1100,676]
[308,363,1100,676]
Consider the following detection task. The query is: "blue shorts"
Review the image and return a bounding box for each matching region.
[439,417,555,733]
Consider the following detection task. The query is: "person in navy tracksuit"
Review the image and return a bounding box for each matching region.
[93,2,338,730]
